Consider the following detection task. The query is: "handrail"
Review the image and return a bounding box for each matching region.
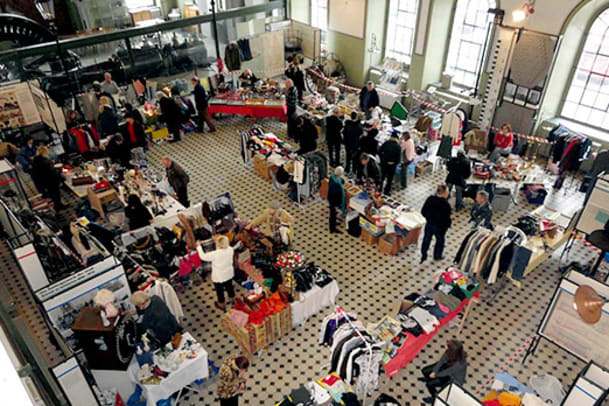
[0,0,285,60]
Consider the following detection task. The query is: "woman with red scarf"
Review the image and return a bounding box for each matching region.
[490,123,514,162]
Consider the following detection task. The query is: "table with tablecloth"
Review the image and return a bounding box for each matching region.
[382,291,480,378]
[291,280,340,327]
[209,99,287,121]
[127,332,208,406]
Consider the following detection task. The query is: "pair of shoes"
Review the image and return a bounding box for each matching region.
[422,397,433,404]
[417,377,427,382]
[330,229,342,234]
[420,256,427,264]
[433,257,445,262]
[214,302,225,311]
[168,137,181,143]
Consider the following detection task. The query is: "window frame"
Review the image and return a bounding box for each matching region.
[310,0,328,32]
[444,0,496,89]
[383,0,420,68]
[560,8,609,137]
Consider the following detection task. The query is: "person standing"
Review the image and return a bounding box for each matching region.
[217,355,250,406]
[192,76,216,133]
[327,167,346,233]
[123,112,148,149]
[197,235,235,311]
[360,128,379,157]
[325,109,343,167]
[32,146,66,210]
[106,134,132,168]
[296,116,318,155]
[356,153,381,190]
[471,191,493,230]
[130,292,181,345]
[489,123,514,162]
[378,133,401,195]
[399,132,416,188]
[100,72,121,95]
[420,184,452,263]
[97,98,120,139]
[359,81,380,119]
[285,79,298,140]
[419,340,467,404]
[293,56,306,101]
[445,151,471,211]
[342,112,362,176]
[157,91,182,143]
[124,103,144,126]
[125,194,153,230]
[16,138,41,193]
[162,157,190,207]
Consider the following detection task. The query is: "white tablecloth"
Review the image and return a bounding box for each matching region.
[291,280,340,327]
[128,333,208,406]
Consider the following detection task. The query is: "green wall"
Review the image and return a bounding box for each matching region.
[408,0,454,91]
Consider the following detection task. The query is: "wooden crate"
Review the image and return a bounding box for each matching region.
[360,228,379,246]
[279,306,292,336]
[378,234,399,255]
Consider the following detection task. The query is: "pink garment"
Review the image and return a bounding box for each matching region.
[437,302,451,315]
[401,138,416,162]
[441,269,463,284]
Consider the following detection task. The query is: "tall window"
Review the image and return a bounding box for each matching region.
[562,9,609,130]
[445,0,496,88]
[385,0,420,66]
[311,0,328,32]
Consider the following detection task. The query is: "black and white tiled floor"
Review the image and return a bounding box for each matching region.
[143,115,598,405]
[1,113,601,405]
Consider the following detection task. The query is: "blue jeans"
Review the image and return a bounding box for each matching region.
[448,184,464,210]
[509,246,532,281]
[421,224,446,260]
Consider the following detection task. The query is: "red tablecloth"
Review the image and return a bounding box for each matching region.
[383,290,480,378]
[208,103,287,122]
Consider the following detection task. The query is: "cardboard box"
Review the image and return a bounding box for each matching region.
[359,217,384,236]
[146,127,169,140]
[378,234,399,255]
[279,306,292,335]
[415,160,433,177]
[360,228,379,246]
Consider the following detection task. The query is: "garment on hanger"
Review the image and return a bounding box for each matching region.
[237,38,253,61]
[440,112,462,139]
[224,42,242,71]
[146,279,184,321]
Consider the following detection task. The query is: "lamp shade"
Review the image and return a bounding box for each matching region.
[574,285,604,324]
[35,0,55,22]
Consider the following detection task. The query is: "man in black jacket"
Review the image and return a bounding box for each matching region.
[421,184,452,263]
[162,156,190,207]
[326,109,343,167]
[342,112,362,175]
[359,81,380,119]
[296,115,318,155]
[356,153,381,190]
[157,91,181,143]
[285,79,298,140]
[360,128,379,157]
[445,150,471,210]
[191,76,216,133]
[378,133,402,195]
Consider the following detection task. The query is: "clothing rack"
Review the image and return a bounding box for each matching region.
[328,305,375,406]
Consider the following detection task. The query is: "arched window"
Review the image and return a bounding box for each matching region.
[445,0,496,88]
[562,9,609,129]
[385,0,420,66]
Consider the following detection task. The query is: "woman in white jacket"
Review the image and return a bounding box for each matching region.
[197,235,235,311]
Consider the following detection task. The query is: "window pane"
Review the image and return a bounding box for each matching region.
[562,9,609,130]
[384,0,420,65]
[444,0,496,88]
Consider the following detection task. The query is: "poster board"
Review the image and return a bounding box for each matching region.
[290,21,322,61]
[0,82,41,129]
[328,0,366,39]
[52,356,100,406]
[538,271,609,368]
[576,173,609,235]
[41,264,132,350]
[28,81,67,133]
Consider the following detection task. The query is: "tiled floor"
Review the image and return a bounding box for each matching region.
[143,115,597,405]
[1,113,601,405]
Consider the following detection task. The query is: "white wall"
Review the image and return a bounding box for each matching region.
[501,0,581,35]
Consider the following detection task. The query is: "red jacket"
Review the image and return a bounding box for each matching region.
[494,131,513,149]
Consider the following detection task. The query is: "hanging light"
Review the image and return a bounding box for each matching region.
[512,0,535,22]
[35,0,55,22]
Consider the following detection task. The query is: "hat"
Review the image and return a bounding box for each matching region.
[270,200,281,210]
